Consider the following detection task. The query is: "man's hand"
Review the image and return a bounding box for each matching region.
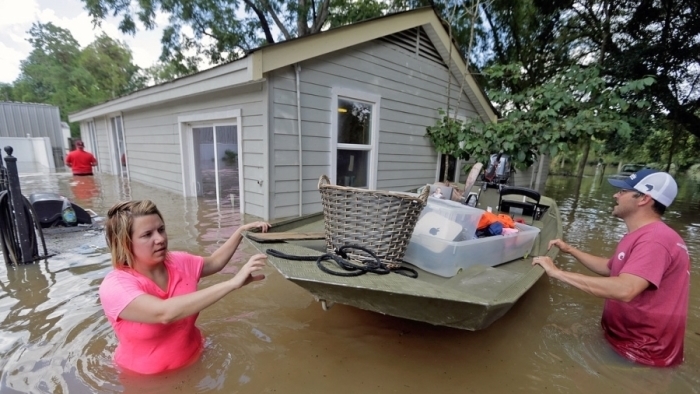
[532,255,560,277]
[548,239,575,254]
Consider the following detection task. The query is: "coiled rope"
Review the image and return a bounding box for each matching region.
[266,244,418,278]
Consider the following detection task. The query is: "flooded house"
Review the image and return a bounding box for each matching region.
[68,7,549,221]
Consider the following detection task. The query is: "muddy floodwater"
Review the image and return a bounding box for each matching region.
[1,168,699,393]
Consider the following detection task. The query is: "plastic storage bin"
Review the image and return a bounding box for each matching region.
[403,223,541,277]
[411,197,484,252]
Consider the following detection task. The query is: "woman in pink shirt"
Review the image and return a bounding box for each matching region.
[99,200,269,374]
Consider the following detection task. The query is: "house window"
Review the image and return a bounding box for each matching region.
[333,91,379,188]
[438,154,459,183]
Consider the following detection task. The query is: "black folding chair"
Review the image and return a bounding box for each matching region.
[498,186,542,224]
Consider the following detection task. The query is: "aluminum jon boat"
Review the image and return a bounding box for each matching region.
[245,184,562,331]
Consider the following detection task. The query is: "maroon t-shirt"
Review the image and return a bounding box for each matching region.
[602,221,690,366]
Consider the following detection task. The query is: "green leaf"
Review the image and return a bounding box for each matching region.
[549,145,558,157]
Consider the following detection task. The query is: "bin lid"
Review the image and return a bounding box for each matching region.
[413,212,463,241]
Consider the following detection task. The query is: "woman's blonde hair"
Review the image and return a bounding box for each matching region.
[105,200,164,269]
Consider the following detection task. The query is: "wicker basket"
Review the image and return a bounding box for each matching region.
[318,175,429,266]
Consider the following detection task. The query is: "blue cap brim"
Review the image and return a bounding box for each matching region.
[607,178,630,188]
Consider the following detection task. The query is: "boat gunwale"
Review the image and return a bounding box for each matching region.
[245,194,562,306]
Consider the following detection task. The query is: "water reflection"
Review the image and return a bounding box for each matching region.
[70,176,99,204]
[0,253,115,393]
[0,168,698,393]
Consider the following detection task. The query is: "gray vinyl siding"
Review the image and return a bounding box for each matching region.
[119,85,266,217]
[268,38,480,219]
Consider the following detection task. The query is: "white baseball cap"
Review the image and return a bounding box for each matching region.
[608,169,677,207]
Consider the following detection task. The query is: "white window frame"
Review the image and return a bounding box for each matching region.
[330,88,380,189]
[108,114,129,180]
[178,110,244,213]
[86,120,100,172]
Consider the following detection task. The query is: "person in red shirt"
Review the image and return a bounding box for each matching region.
[65,140,98,176]
[533,169,690,367]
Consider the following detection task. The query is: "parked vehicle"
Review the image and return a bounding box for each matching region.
[608,163,650,180]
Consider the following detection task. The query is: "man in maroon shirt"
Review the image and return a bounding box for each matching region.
[533,169,690,367]
[65,140,98,176]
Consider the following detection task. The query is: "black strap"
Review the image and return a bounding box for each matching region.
[265,244,417,278]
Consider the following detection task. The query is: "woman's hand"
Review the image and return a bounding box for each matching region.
[240,221,271,233]
[229,253,267,289]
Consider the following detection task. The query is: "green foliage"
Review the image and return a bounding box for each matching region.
[80,0,396,74]
[472,0,573,90]
[565,0,700,141]
[617,125,700,171]
[143,62,189,85]
[223,149,238,165]
[80,34,146,98]
[8,22,146,135]
[0,83,15,101]
[458,0,700,170]
[327,0,388,28]
[426,111,466,157]
[426,64,655,169]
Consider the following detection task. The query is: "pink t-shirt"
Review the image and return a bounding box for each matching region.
[99,252,205,374]
[602,221,690,367]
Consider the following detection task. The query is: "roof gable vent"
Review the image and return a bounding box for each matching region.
[380,27,446,68]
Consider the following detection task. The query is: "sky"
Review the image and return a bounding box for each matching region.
[0,0,167,84]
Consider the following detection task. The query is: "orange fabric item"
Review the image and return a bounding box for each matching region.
[477,211,498,230]
[477,211,515,229]
[498,214,515,229]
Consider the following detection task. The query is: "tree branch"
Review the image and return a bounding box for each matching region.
[311,0,331,33]
[243,0,276,43]
[192,19,219,41]
[298,0,309,36]
[482,5,506,65]
[262,0,293,40]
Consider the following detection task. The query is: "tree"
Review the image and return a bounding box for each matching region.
[10,23,146,135]
[12,23,92,133]
[427,0,698,176]
[142,62,189,85]
[565,0,700,139]
[326,0,388,28]
[0,83,14,101]
[472,0,574,91]
[79,34,146,99]
[426,0,579,180]
[80,0,415,73]
[427,64,654,169]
